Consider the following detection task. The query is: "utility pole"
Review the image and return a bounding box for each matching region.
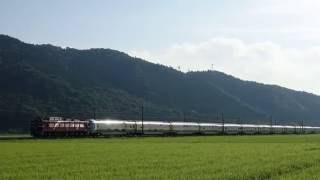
[237,117,240,124]
[221,113,225,134]
[141,104,144,135]
[270,116,273,134]
[238,117,243,134]
[197,118,201,134]
[301,119,304,134]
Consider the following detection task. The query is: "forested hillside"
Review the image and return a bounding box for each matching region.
[1,35,319,132]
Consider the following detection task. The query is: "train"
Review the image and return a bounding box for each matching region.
[30,116,320,137]
[31,117,89,137]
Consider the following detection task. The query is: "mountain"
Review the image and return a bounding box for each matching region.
[0,34,319,132]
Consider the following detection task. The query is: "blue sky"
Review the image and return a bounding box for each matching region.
[1,0,320,94]
[1,0,253,50]
[3,0,317,50]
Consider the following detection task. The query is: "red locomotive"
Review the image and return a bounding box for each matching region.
[31,116,89,137]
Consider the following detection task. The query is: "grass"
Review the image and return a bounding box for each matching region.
[1,135,320,179]
[0,134,31,139]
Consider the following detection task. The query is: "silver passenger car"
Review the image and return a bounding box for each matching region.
[171,122,200,134]
[89,119,320,136]
[199,123,222,134]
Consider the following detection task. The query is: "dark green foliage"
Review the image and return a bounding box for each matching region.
[0,34,319,132]
[189,71,320,125]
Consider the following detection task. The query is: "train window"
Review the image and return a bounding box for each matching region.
[60,124,64,127]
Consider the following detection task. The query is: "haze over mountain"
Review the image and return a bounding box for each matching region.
[1,35,320,132]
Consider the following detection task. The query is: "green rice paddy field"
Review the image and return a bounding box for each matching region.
[1,135,320,179]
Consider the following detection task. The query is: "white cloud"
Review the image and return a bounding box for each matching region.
[129,38,320,95]
[251,0,320,15]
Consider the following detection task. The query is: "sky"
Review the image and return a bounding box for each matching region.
[1,0,320,94]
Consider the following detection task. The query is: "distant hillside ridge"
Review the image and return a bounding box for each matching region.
[0,34,319,132]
